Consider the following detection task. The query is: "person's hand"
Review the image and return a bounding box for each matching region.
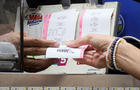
[0,32,59,72]
[67,34,115,68]
[24,32,59,72]
[0,24,14,35]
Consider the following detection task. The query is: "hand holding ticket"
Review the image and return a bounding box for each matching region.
[46,45,88,58]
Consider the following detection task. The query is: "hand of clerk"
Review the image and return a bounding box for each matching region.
[0,32,59,72]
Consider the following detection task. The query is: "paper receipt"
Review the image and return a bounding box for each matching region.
[46,45,88,58]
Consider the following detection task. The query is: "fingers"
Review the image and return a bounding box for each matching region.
[24,58,59,72]
[24,33,59,56]
[74,51,95,62]
[84,51,96,55]
[74,51,106,68]
[24,32,30,37]
[82,54,96,65]
[75,51,97,65]
[66,36,91,48]
[24,48,46,55]
[24,37,59,47]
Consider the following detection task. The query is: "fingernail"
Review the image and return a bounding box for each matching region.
[66,43,71,46]
[66,41,73,45]
[54,42,60,47]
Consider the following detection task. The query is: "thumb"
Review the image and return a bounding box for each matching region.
[66,36,91,48]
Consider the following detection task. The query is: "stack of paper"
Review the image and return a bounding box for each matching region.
[43,9,79,42]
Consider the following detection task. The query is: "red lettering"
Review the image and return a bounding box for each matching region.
[29,15,35,20]
[29,14,42,20]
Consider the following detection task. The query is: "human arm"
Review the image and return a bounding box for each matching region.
[0,32,59,72]
[0,24,14,35]
[115,39,140,80]
[67,34,140,80]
